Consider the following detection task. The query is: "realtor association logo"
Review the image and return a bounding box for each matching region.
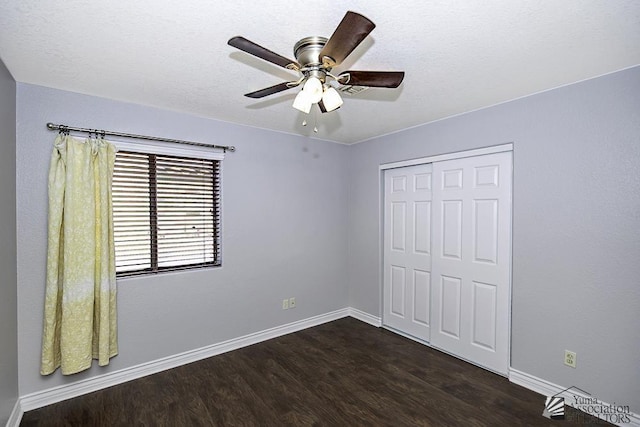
[543,394,566,420]
[542,386,632,424]
[543,386,592,420]
[543,386,588,420]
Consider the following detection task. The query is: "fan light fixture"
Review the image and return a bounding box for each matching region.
[304,77,323,103]
[292,90,312,114]
[292,77,342,114]
[321,86,343,112]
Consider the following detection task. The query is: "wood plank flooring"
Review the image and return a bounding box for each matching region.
[21,318,608,426]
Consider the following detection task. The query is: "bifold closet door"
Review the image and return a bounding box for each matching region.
[431,151,512,375]
[383,164,433,342]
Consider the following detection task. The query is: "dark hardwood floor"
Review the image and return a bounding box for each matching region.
[22,317,608,426]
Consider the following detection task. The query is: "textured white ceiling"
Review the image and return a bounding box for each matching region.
[1,1,639,143]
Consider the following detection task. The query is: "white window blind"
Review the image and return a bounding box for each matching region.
[112,150,222,276]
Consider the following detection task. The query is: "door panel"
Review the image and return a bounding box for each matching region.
[431,151,512,375]
[383,164,433,341]
[442,200,463,259]
[473,199,498,264]
[414,201,431,254]
[440,275,462,338]
[472,280,497,350]
[390,266,406,316]
[413,270,431,326]
[391,202,406,251]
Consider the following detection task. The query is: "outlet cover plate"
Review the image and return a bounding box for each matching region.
[564,350,577,368]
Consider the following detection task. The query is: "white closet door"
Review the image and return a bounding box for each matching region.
[383,164,433,342]
[431,151,512,375]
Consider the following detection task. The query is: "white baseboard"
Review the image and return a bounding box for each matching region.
[509,368,639,426]
[348,307,382,327]
[22,311,637,427]
[19,308,351,413]
[5,399,22,427]
[509,368,564,396]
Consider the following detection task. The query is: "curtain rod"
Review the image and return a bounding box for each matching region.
[46,122,236,152]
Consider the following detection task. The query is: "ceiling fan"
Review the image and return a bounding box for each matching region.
[228,11,405,114]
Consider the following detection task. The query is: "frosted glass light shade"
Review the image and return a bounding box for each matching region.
[303,77,323,103]
[321,87,343,112]
[292,90,312,114]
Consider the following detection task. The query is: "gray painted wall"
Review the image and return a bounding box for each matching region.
[16,83,349,395]
[0,59,18,424]
[347,66,640,412]
[12,66,640,416]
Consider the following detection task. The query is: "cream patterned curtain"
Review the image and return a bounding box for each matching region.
[41,134,118,375]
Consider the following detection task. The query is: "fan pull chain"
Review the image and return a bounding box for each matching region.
[301,107,319,132]
[313,108,318,133]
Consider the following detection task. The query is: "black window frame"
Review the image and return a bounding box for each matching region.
[112,149,222,277]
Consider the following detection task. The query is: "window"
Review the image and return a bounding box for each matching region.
[112,149,221,277]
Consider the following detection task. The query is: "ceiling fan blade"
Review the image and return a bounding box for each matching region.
[228,36,300,70]
[338,71,405,88]
[319,11,376,68]
[244,81,299,98]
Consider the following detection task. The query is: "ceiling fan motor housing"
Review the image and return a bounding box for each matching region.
[294,36,330,82]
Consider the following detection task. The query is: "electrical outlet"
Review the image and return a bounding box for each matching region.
[282,299,289,310]
[289,297,296,308]
[564,350,577,368]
